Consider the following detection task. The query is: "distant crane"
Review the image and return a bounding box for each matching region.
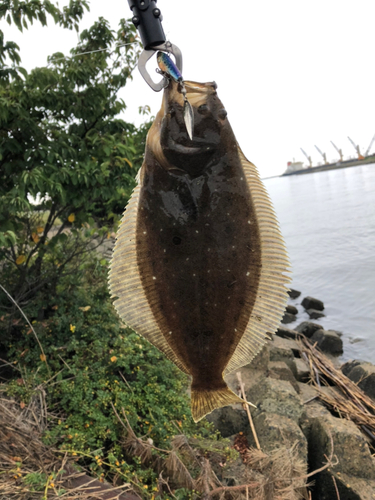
[330,141,343,162]
[300,148,312,168]
[365,133,375,156]
[315,145,328,164]
[347,136,364,160]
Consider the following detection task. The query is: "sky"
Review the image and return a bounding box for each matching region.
[3,0,375,177]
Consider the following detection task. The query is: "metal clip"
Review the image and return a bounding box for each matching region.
[138,42,183,92]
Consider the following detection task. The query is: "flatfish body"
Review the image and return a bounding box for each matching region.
[109,80,290,422]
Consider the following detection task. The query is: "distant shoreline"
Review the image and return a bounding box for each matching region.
[281,155,375,177]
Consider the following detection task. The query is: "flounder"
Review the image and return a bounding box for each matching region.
[109,80,290,422]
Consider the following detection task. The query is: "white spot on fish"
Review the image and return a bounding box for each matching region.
[193,274,196,277]
[186,257,189,261]
[169,331,172,335]
[207,248,211,252]
[247,220,251,224]
[235,328,237,332]
[240,177,244,181]
[160,228,163,231]
[196,230,199,233]
[143,231,147,234]
[207,270,210,273]
[246,272,250,276]
[153,276,156,280]
[164,249,166,252]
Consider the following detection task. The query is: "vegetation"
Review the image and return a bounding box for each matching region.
[0,1,219,497]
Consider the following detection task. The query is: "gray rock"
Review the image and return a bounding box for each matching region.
[276,325,299,340]
[286,304,298,315]
[248,412,308,464]
[246,378,304,422]
[281,311,297,324]
[294,358,310,382]
[295,321,323,338]
[288,288,301,299]
[268,360,300,393]
[302,296,325,311]
[341,361,375,401]
[328,473,375,500]
[341,359,367,376]
[307,308,326,319]
[206,406,248,438]
[268,335,299,375]
[308,413,375,499]
[310,329,343,355]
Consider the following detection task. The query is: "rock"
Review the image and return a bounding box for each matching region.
[307,308,326,319]
[328,473,375,500]
[248,412,308,464]
[286,304,298,315]
[302,296,325,311]
[295,321,323,338]
[276,325,299,340]
[281,311,297,324]
[288,288,301,299]
[294,358,310,382]
[341,361,375,401]
[249,344,270,371]
[268,361,300,393]
[308,413,375,499]
[222,458,248,486]
[310,329,343,355]
[268,335,299,375]
[299,384,332,441]
[246,378,304,422]
[206,406,248,438]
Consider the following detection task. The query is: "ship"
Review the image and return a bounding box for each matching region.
[282,136,375,176]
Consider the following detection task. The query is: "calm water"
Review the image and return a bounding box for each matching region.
[263,164,375,362]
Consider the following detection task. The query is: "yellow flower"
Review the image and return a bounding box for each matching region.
[110,356,117,363]
[68,213,75,223]
[50,482,55,488]
[40,354,46,362]
[70,324,76,333]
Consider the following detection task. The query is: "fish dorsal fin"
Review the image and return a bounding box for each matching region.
[109,179,189,375]
[224,147,291,375]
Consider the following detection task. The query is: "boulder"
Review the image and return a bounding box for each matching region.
[248,412,308,464]
[327,473,375,500]
[310,329,343,355]
[341,361,375,401]
[286,304,298,315]
[268,360,300,393]
[246,378,304,422]
[276,325,299,340]
[307,308,326,319]
[295,321,323,338]
[308,413,375,499]
[268,335,299,375]
[294,358,310,382]
[302,296,325,311]
[281,311,297,324]
[206,406,248,438]
[288,288,301,299]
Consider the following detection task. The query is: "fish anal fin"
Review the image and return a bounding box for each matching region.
[191,385,244,423]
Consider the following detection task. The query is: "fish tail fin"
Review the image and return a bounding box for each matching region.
[191,385,244,423]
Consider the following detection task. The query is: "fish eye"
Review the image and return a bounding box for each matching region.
[218,108,227,120]
[198,104,209,115]
[172,236,182,245]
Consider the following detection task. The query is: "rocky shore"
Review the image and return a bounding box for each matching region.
[208,290,375,500]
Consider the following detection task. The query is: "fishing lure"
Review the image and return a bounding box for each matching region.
[157,51,194,141]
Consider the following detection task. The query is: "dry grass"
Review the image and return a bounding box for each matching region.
[0,391,139,499]
[299,336,375,446]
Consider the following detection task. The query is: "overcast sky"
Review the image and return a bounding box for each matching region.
[4,0,375,177]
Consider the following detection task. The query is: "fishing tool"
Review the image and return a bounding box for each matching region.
[128,0,194,140]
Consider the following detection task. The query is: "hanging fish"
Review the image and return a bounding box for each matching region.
[109,79,290,422]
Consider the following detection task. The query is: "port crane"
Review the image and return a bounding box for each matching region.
[330,141,343,162]
[347,136,364,160]
[300,148,312,168]
[365,134,375,156]
[315,145,328,164]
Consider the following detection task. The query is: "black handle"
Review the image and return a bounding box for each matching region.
[128,0,166,50]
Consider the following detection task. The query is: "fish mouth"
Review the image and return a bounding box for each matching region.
[166,135,220,156]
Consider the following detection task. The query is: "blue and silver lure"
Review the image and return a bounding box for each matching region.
[157,51,194,141]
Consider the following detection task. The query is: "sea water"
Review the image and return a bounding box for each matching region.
[263,164,375,362]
